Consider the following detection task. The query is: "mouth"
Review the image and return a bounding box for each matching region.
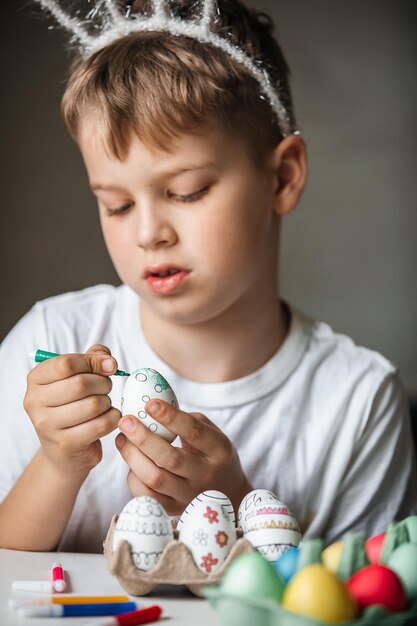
[144,265,191,294]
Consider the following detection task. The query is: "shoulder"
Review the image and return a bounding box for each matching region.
[296,308,397,391]
[289,307,406,440]
[33,283,123,316]
[1,283,133,357]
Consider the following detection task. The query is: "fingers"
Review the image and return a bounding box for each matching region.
[116,431,190,500]
[62,406,121,446]
[125,471,181,515]
[29,345,118,385]
[144,400,227,456]
[34,373,112,408]
[117,417,194,478]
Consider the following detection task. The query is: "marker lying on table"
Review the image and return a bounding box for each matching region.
[18,601,137,618]
[9,595,130,609]
[12,580,54,593]
[29,350,130,377]
[51,563,66,592]
[84,605,163,626]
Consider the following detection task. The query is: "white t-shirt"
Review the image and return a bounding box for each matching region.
[0,284,416,552]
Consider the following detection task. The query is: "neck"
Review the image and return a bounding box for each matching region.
[139,289,289,384]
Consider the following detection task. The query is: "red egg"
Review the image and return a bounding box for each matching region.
[347,564,407,613]
[365,532,385,564]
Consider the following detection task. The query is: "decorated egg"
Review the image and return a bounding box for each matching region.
[237,489,279,531]
[177,490,235,531]
[283,563,358,624]
[178,500,236,574]
[112,496,173,571]
[221,550,285,602]
[243,500,302,561]
[273,545,300,583]
[387,544,417,602]
[121,368,178,442]
[347,564,407,613]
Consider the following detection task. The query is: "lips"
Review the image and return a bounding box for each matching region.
[144,265,191,294]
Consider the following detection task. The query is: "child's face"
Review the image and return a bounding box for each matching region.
[79,122,281,325]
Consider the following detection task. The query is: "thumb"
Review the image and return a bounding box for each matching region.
[85,344,117,376]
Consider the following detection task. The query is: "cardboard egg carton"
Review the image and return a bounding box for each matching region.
[103,514,254,597]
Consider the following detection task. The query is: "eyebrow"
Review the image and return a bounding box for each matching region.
[91,161,216,191]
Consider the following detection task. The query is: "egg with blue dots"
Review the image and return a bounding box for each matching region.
[121,368,178,442]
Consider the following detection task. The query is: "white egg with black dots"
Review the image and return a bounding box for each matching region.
[121,368,178,442]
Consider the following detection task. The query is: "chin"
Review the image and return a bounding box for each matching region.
[145,293,225,327]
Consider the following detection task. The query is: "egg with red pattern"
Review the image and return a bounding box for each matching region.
[178,499,236,574]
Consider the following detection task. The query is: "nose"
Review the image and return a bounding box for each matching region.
[135,203,177,250]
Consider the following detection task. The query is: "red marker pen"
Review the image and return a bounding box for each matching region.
[84,605,162,626]
[51,563,66,592]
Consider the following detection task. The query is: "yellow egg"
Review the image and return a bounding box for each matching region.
[322,541,344,573]
[282,563,357,624]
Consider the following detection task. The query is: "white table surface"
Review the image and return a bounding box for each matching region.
[0,549,220,625]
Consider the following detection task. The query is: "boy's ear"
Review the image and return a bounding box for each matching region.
[270,134,307,216]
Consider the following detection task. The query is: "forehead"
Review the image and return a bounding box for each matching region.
[78,118,254,183]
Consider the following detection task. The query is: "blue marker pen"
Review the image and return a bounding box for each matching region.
[29,349,130,377]
[18,601,137,618]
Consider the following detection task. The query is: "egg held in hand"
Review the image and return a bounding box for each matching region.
[121,368,178,442]
[282,563,358,624]
[112,496,173,571]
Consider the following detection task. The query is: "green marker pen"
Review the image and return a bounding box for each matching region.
[28,349,130,377]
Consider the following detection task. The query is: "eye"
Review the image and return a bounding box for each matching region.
[105,202,133,217]
[170,186,209,203]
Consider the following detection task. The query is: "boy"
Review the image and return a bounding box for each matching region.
[0,0,415,552]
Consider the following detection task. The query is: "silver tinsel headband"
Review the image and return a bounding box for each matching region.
[33,0,292,136]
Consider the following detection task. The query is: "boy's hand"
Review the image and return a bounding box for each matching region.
[116,400,253,515]
[24,345,121,477]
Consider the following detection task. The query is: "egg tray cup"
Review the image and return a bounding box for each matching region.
[204,588,417,626]
[204,517,417,626]
[103,514,254,597]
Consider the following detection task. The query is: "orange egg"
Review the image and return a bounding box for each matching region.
[365,532,385,564]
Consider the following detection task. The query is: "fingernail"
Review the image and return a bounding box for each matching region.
[115,433,126,448]
[147,400,161,416]
[102,358,114,373]
[120,417,135,432]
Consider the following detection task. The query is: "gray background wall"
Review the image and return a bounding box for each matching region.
[1,1,416,400]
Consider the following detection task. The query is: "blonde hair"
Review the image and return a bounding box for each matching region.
[61,0,296,164]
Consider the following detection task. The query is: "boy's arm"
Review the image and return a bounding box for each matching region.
[0,449,88,550]
[323,372,417,543]
[0,319,120,550]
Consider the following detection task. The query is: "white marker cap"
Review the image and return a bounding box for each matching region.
[12,580,54,593]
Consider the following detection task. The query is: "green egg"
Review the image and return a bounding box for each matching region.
[221,550,285,603]
[387,543,417,601]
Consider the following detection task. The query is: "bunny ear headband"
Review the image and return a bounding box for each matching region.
[33,0,296,136]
